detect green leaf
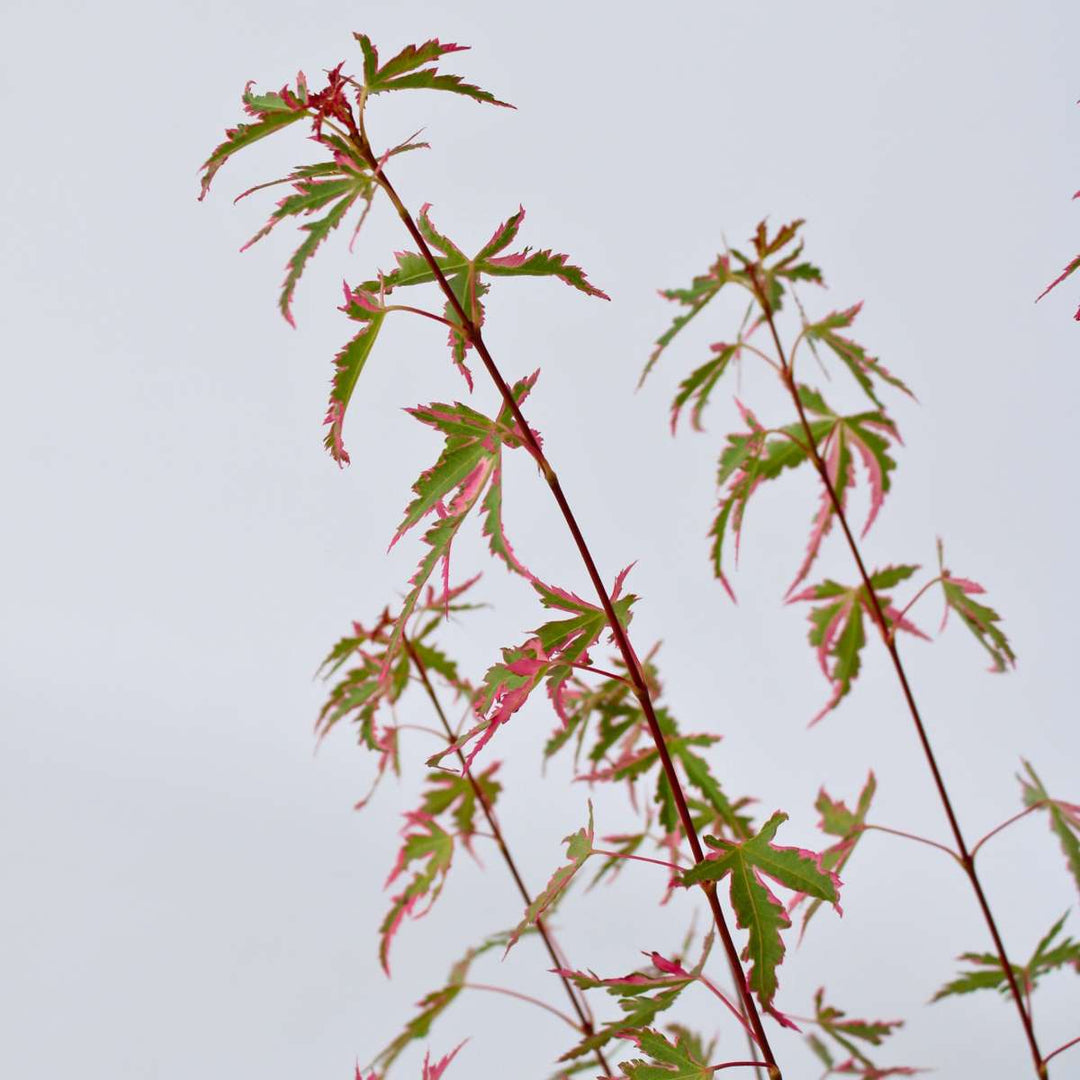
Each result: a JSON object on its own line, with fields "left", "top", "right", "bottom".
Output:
{"left": 324, "top": 306, "right": 385, "bottom": 464}
{"left": 505, "top": 803, "right": 595, "bottom": 954}
{"left": 933, "top": 912, "right": 1080, "bottom": 1003}
{"left": 936, "top": 540, "right": 1016, "bottom": 672}
{"left": 669, "top": 343, "right": 738, "bottom": 432}
{"left": 198, "top": 76, "right": 309, "bottom": 199}
{"left": 802, "top": 303, "right": 914, "bottom": 408}
{"left": 371, "top": 930, "right": 511, "bottom": 1075}
{"left": 791, "top": 566, "right": 925, "bottom": 724}
{"left": 1018, "top": 760, "right": 1080, "bottom": 895}
{"left": 681, "top": 811, "right": 839, "bottom": 1009}
{"left": 356, "top": 34, "right": 513, "bottom": 107}
{"left": 642, "top": 257, "right": 732, "bottom": 386}
{"left": 379, "top": 815, "right": 454, "bottom": 974}
{"left": 795, "top": 773, "right": 877, "bottom": 937}
{"left": 615, "top": 1028, "right": 713, "bottom": 1080}
{"left": 809, "top": 987, "right": 916, "bottom": 1077}
{"left": 557, "top": 935, "right": 714, "bottom": 1063}
{"left": 421, "top": 763, "right": 501, "bottom": 839}
{"left": 383, "top": 376, "right": 539, "bottom": 672}
{"left": 710, "top": 405, "right": 813, "bottom": 599}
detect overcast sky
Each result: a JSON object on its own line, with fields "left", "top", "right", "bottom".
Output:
{"left": 3, "top": 2, "right": 1078, "bottom": 1078}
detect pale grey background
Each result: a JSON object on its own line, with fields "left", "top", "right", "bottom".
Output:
{"left": 2, "top": 1, "right": 1078, "bottom": 1077}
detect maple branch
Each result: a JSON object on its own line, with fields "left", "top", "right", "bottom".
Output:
{"left": 747, "top": 268, "right": 1047, "bottom": 1080}
{"left": 401, "top": 635, "right": 611, "bottom": 1076}
{"left": 970, "top": 801, "right": 1048, "bottom": 861}
{"left": 859, "top": 823, "right": 962, "bottom": 865}
{"left": 1043, "top": 1035, "right": 1080, "bottom": 1067}
{"left": 462, "top": 981, "right": 581, "bottom": 1032}
{"left": 371, "top": 152, "right": 784, "bottom": 1079}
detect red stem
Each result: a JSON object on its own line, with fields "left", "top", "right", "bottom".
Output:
{"left": 403, "top": 636, "right": 611, "bottom": 1077}
{"left": 859, "top": 823, "right": 961, "bottom": 864}
{"left": 462, "top": 981, "right": 580, "bottom": 1031}
{"left": 970, "top": 802, "right": 1047, "bottom": 861}
{"left": 748, "top": 268, "right": 1047, "bottom": 1079}
{"left": 371, "top": 150, "right": 781, "bottom": 1077}
{"left": 1044, "top": 1035, "right": 1080, "bottom": 1067}
{"left": 591, "top": 847, "right": 684, "bottom": 872}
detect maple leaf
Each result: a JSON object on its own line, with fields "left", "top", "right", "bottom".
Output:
{"left": 505, "top": 802, "right": 595, "bottom": 955}
{"left": 421, "top": 762, "right": 502, "bottom": 847}
{"left": 681, "top": 811, "right": 840, "bottom": 1010}
{"left": 789, "top": 565, "right": 929, "bottom": 725}
{"left": 326, "top": 291, "right": 386, "bottom": 463}
{"left": 316, "top": 582, "right": 480, "bottom": 807}
{"left": 371, "top": 930, "right": 513, "bottom": 1074}
{"left": 709, "top": 389, "right": 900, "bottom": 600}
{"left": 381, "top": 374, "right": 539, "bottom": 671}
{"left": 792, "top": 774, "right": 876, "bottom": 938}
{"left": 800, "top": 303, "right": 914, "bottom": 409}
{"left": 380, "top": 812, "right": 454, "bottom": 974}
{"left": 613, "top": 1027, "right": 714, "bottom": 1080}
{"left": 932, "top": 912, "right": 1080, "bottom": 1003}
{"left": 356, "top": 34, "right": 513, "bottom": 107}
{"left": 457, "top": 572, "right": 636, "bottom": 768}
{"left": 935, "top": 540, "right": 1016, "bottom": 672}
{"left": 198, "top": 74, "right": 310, "bottom": 200}
{"left": 805, "top": 988, "right": 922, "bottom": 1078}
{"left": 556, "top": 936, "right": 714, "bottom": 1063}
{"left": 669, "top": 342, "right": 740, "bottom": 433}
{"left": 1018, "top": 760, "right": 1080, "bottom": 895}
{"left": 201, "top": 82, "right": 428, "bottom": 326}
{"left": 356, "top": 205, "right": 607, "bottom": 388}
{"left": 643, "top": 220, "right": 821, "bottom": 388}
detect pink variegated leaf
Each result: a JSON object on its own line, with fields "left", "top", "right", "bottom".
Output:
{"left": 792, "top": 773, "right": 877, "bottom": 938}
{"left": 710, "top": 406, "right": 811, "bottom": 600}
{"left": 356, "top": 33, "right": 513, "bottom": 107}
{"left": 682, "top": 812, "right": 840, "bottom": 1010}
{"left": 933, "top": 912, "right": 1080, "bottom": 1004}
{"left": 382, "top": 376, "right": 539, "bottom": 671}
{"left": 611, "top": 1027, "right": 720, "bottom": 1079}
{"left": 380, "top": 812, "right": 454, "bottom": 974}
{"left": 808, "top": 987, "right": 922, "bottom": 1078}
{"left": 371, "top": 930, "right": 513, "bottom": 1075}
{"left": 198, "top": 75, "right": 309, "bottom": 200}
{"left": 555, "top": 934, "right": 715, "bottom": 1063}
{"left": 475, "top": 205, "right": 526, "bottom": 262}
{"left": 1018, "top": 760, "right": 1080, "bottom": 895}
{"left": 481, "top": 245, "right": 610, "bottom": 300}
{"left": 801, "top": 303, "right": 914, "bottom": 408}
{"left": 935, "top": 540, "right": 1016, "bottom": 672}
{"left": 792, "top": 565, "right": 924, "bottom": 725}
{"left": 505, "top": 803, "right": 595, "bottom": 955}
{"left": 325, "top": 293, "right": 387, "bottom": 463}
{"left": 461, "top": 572, "right": 637, "bottom": 768}
{"left": 642, "top": 256, "right": 733, "bottom": 387}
